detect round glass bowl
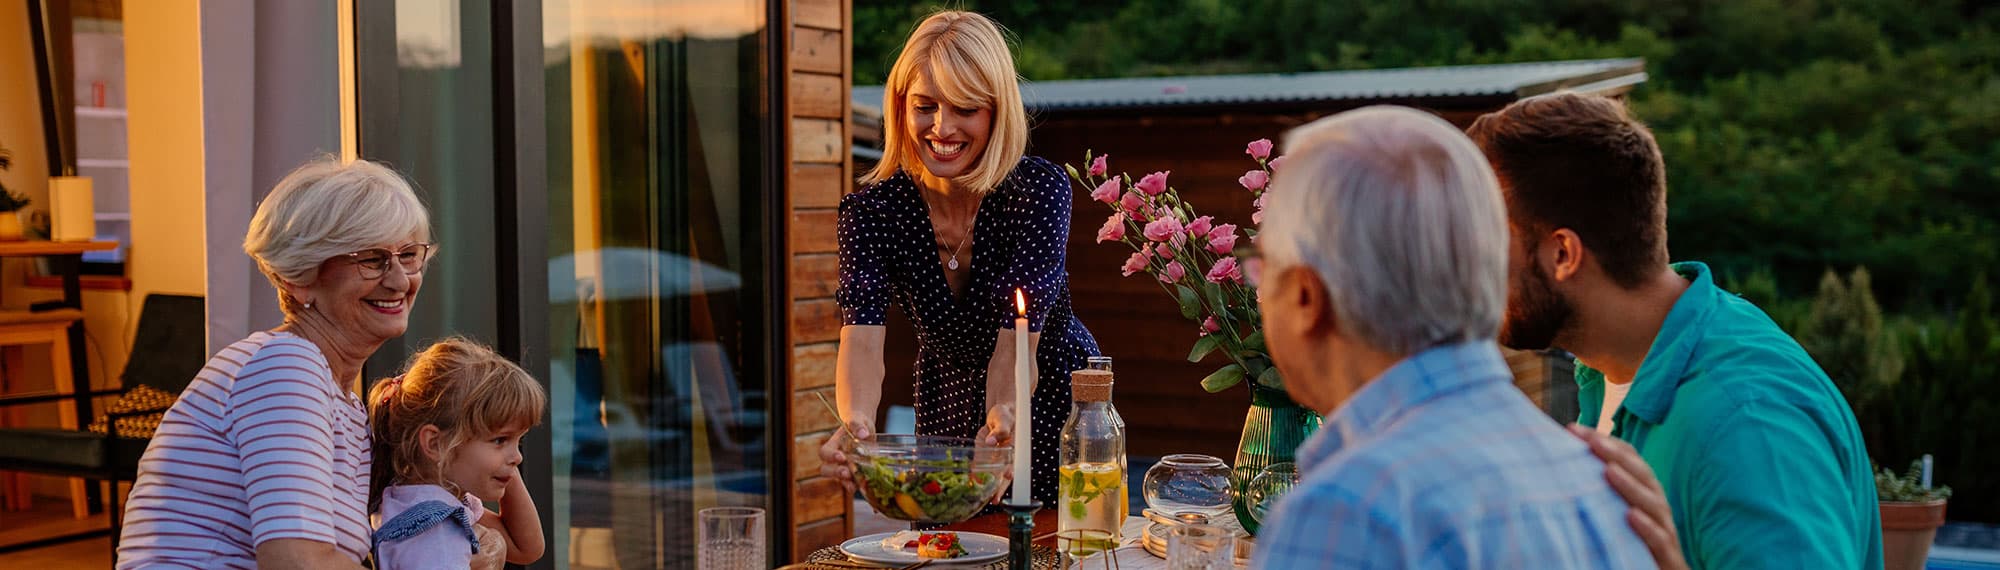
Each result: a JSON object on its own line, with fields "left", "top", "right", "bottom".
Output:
{"left": 1242, "top": 462, "right": 1300, "bottom": 525}
{"left": 1142, "top": 454, "right": 1236, "bottom": 520}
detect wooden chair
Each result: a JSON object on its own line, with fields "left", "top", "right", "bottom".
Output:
{"left": 0, "top": 307, "right": 88, "bottom": 519}
{"left": 0, "top": 294, "right": 205, "bottom": 554}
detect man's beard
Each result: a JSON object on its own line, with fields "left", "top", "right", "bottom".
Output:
{"left": 1499, "top": 260, "right": 1574, "bottom": 351}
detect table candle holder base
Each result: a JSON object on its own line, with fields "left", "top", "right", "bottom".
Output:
{"left": 1004, "top": 500, "right": 1038, "bottom": 570}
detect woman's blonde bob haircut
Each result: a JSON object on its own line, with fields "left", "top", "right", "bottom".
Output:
{"left": 243, "top": 157, "right": 432, "bottom": 311}
{"left": 860, "top": 10, "right": 1028, "bottom": 194}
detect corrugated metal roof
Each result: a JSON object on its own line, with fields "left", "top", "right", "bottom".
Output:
{"left": 853, "top": 58, "right": 1645, "bottom": 113}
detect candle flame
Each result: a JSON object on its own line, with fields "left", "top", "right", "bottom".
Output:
{"left": 1014, "top": 288, "right": 1027, "bottom": 316}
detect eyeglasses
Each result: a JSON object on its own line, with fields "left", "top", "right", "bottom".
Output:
{"left": 342, "top": 243, "right": 436, "bottom": 279}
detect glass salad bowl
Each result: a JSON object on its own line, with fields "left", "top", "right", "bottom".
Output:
{"left": 849, "top": 435, "right": 1010, "bottom": 524}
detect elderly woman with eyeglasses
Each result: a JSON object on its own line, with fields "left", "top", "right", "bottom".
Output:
{"left": 117, "top": 158, "right": 434, "bottom": 570}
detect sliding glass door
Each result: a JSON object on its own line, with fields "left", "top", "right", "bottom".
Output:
{"left": 543, "top": 1, "right": 776, "bottom": 567}
{"left": 356, "top": 1, "right": 782, "bottom": 567}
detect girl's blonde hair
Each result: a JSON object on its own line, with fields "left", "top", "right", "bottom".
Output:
{"left": 859, "top": 10, "right": 1028, "bottom": 194}
{"left": 368, "top": 337, "right": 545, "bottom": 510}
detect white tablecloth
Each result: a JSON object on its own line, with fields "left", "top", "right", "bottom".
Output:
{"left": 1069, "top": 514, "right": 1253, "bottom": 569}
{"left": 1073, "top": 516, "right": 1166, "bottom": 569}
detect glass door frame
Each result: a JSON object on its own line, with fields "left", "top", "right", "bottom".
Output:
{"left": 347, "top": 1, "right": 795, "bottom": 566}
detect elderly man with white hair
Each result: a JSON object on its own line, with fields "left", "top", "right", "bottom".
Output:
{"left": 1249, "top": 106, "right": 1655, "bottom": 569}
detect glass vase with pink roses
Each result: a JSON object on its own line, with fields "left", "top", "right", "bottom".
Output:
{"left": 1064, "top": 139, "right": 1321, "bottom": 535}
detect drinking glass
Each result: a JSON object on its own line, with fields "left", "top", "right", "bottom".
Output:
{"left": 1166, "top": 523, "right": 1235, "bottom": 570}
{"left": 697, "top": 506, "right": 765, "bottom": 570}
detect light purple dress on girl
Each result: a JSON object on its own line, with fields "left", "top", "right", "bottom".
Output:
{"left": 373, "top": 484, "right": 488, "bottom": 569}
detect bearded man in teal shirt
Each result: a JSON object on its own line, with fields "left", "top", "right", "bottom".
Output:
{"left": 1468, "top": 93, "right": 1883, "bottom": 569}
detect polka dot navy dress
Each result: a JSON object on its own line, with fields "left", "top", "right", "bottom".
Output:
{"left": 836, "top": 156, "right": 1100, "bottom": 506}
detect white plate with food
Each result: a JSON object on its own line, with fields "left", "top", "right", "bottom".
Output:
{"left": 839, "top": 530, "right": 1008, "bottom": 566}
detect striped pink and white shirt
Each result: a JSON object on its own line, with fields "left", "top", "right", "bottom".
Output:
{"left": 116, "top": 331, "right": 372, "bottom": 568}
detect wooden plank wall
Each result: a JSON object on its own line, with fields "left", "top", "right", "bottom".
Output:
{"left": 785, "top": 0, "right": 852, "bottom": 562}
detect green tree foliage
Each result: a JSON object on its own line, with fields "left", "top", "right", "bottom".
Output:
{"left": 856, "top": 0, "right": 2000, "bottom": 309}
{"left": 1799, "top": 268, "right": 1905, "bottom": 403}
{"left": 1875, "top": 277, "right": 2000, "bottom": 519}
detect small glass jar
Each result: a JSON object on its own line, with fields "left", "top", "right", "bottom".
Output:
{"left": 1142, "top": 454, "right": 1235, "bottom": 521}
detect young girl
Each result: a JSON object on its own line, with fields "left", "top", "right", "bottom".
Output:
{"left": 368, "top": 338, "right": 547, "bottom": 569}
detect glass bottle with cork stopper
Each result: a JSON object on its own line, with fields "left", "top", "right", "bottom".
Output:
{"left": 1058, "top": 368, "right": 1127, "bottom": 552}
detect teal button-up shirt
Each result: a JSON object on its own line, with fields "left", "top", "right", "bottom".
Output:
{"left": 1578, "top": 262, "right": 1883, "bottom": 569}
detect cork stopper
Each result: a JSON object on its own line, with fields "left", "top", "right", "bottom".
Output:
{"left": 1071, "top": 369, "right": 1114, "bottom": 402}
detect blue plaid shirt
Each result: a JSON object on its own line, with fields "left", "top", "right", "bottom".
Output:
{"left": 1252, "top": 341, "right": 1656, "bottom": 569}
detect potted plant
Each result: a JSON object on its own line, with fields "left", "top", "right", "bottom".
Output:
{"left": 0, "top": 144, "right": 28, "bottom": 241}
{"left": 1878, "top": 456, "right": 1951, "bottom": 570}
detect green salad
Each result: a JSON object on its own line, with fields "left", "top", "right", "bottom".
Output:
{"left": 852, "top": 454, "right": 1003, "bottom": 523}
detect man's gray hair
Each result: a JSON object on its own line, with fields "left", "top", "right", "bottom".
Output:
{"left": 1259, "top": 106, "right": 1509, "bottom": 355}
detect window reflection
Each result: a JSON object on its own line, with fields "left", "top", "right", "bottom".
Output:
{"left": 367, "top": 0, "right": 500, "bottom": 351}
{"left": 544, "top": 1, "right": 771, "bottom": 568}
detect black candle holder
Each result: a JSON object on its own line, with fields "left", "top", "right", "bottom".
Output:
{"left": 1003, "top": 499, "right": 1039, "bottom": 570}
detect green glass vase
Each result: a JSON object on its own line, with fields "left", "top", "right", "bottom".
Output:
{"left": 1231, "top": 381, "right": 1322, "bottom": 535}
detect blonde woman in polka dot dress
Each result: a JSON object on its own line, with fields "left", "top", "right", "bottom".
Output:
{"left": 817, "top": 10, "right": 1099, "bottom": 510}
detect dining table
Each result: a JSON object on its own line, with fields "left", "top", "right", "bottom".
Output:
{"left": 848, "top": 500, "right": 1224, "bottom": 569}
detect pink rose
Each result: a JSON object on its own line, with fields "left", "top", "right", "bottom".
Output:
{"left": 1207, "top": 232, "right": 1238, "bottom": 254}
{"left": 1210, "top": 223, "right": 1238, "bottom": 241}
{"left": 1206, "top": 257, "right": 1242, "bottom": 284}
{"left": 1091, "top": 177, "right": 1122, "bottom": 204}
{"left": 1096, "top": 213, "right": 1126, "bottom": 243}
{"left": 1154, "top": 242, "right": 1175, "bottom": 260}
{"left": 1252, "top": 195, "right": 1266, "bottom": 225}
{"left": 1185, "top": 216, "right": 1214, "bottom": 239}
{"left": 1143, "top": 216, "right": 1184, "bottom": 242}
{"left": 1201, "top": 316, "right": 1221, "bottom": 336}
{"left": 1247, "top": 139, "right": 1274, "bottom": 161}
{"left": 1121, "top": 191, "right": 1147, "bottom": 219}
{"left": 1208, "top": 223, "right": 1239, "bottom": 254}
{"left": 1135, "top": 171, "right": 1172, "bottom": 196}
{"left": 1268, "top": 156, "right": 1287, "bottom": 172}
{"left": 1120, "top": 251, "right": 1149, "bottom": 277}
{"left": 1238, "top": 170, "right": 1268, "bottom": 191}
{"left": 1089, "top": 154, "right": 1109, "bottom": 177}
{"left": 1160, "top": 261, "right": 1186, "bottom": 283}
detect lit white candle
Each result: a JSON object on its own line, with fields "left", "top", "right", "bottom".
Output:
{"left": 1012, "top": 289, "right": 1033, "bottom": 504}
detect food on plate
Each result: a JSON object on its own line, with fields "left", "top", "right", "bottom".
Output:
{"left": 879, "top": 530, "right": 923, "bottom": 550}
{"left": 915, "top": 532, "right": 967, "bottom": 559}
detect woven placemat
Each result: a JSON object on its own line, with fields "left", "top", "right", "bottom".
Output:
{"left": 803, "top": 544, "right": 1059, "bottom": 569}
